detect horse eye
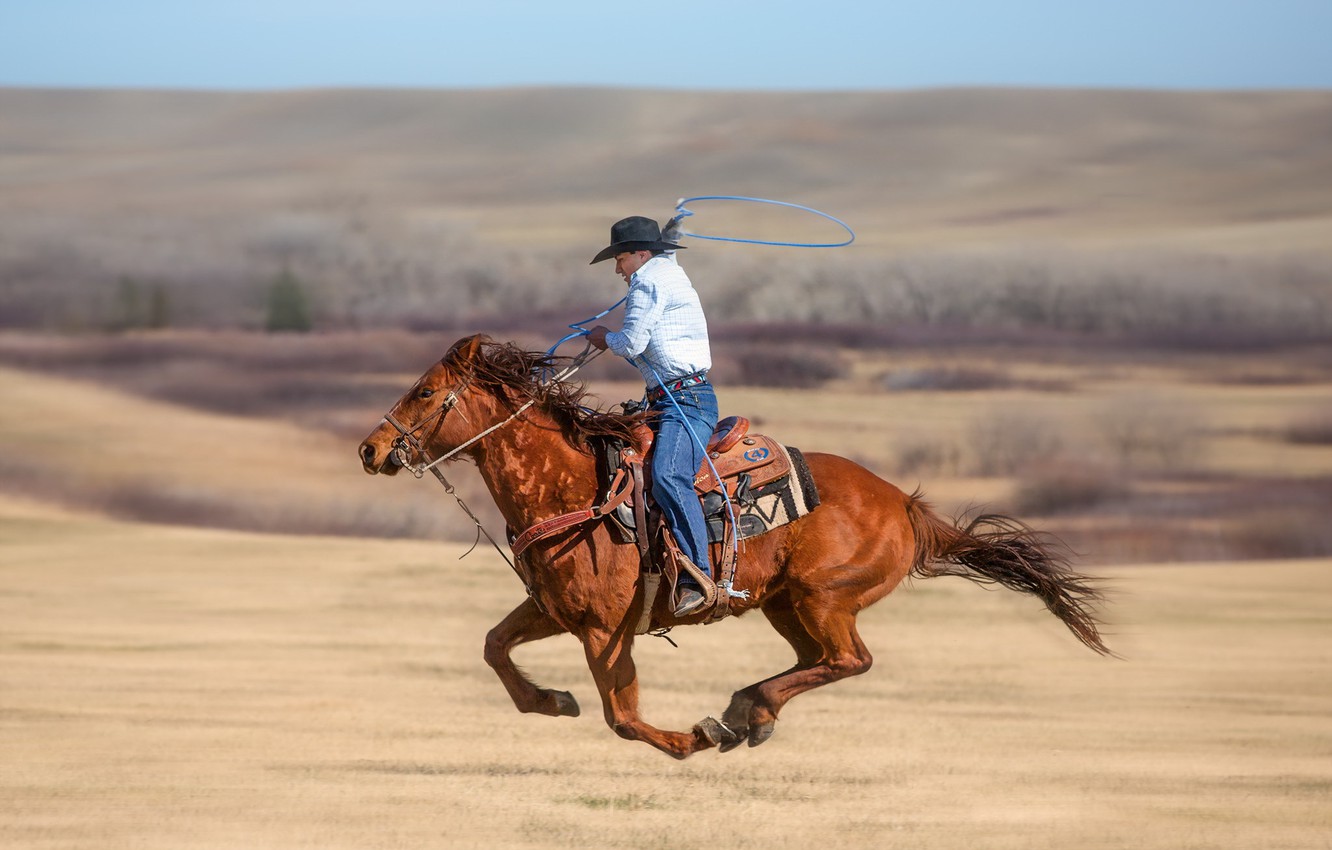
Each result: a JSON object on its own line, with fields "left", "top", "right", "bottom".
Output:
{"left": 418, "top": 388, "right": 435, "bottom": 399}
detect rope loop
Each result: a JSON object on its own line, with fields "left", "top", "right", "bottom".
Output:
{"left": 673, "top": 195, "right": 855, "bottom": 248}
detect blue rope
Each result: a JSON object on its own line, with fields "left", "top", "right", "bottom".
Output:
{"left": 544, "top": 325, "right": 742, "bottom": 590}
{"left": 549, "top": 193, "right": 853, "bottom": 362}
{"left": 673, "top": 195, "right": 855, "bottom": 248}
{"left": 546, "top": 295, "right": 627, "bottom": 359}
{"left": 637, "top": 357, "right": 742, "bottom": 593}
{"left": 536, "top": 194, "right": 853, "bottom": 578}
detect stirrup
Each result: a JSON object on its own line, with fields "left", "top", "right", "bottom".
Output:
{"left": 673, "top": 586, "right": 708, "bottom": 618}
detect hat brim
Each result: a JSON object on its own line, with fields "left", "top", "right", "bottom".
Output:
{"left": 589, "top": 240, "right": 685, "bottom": 265}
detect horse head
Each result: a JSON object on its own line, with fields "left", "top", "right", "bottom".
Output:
{"left": 358, "top": 334, "right": 494, "bottom": 475}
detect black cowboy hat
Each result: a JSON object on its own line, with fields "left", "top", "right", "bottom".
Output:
{"left": 589, "top": 215, "right": 685, "bottom": 264}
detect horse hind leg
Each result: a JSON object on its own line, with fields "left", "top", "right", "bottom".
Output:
{"left": 715, "top": 589, "right": 825, "bottom": 751}
{"left": 483, "top": 597, "right": 580, "bottom": 718}
{"left": 724, "top": 588, "right": 875, "bottom": 750}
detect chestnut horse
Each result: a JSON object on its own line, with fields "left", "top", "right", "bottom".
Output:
{"left": 358, "top": 335, "right": 1109, "bottom": 759}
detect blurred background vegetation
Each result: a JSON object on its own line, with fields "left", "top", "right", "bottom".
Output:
{"left": 1, "top": 86, "right": 1329, "bottom": 563}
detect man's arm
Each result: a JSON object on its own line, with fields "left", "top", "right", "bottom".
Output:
{"left": 593, "top": 280, "right": 664, "bottom": 358}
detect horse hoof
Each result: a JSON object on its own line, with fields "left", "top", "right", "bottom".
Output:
{"left": 748, "top": 722, "right": 775, "bottom": 748}
{"left": 716, "top": 720, "right": 747, "bottom": 753}
{"left": 718, "top": 694, "right": 752, "bottom": 752}
{"left": 693, "top": 717, "right": 730, "bottom": 747}
{"left": 551, "top": 690, "right": 580, "bottom": 717}
{"left": 722, "top": 696, "right": 752, "bottom": 728}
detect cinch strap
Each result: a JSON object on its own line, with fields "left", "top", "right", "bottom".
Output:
{"left": 510, "top": 463, "right": 637, "bottom": 558}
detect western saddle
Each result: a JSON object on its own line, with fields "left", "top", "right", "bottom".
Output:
{"left": 510, "top": 415, "right": 787, "bottom": 628}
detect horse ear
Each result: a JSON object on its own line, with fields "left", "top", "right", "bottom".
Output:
{"left": 446, "top": 333, "right": 491, "bottom": 366}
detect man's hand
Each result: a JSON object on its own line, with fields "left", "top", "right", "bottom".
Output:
{"left": 587, "top": 325, "right": 610, "bottom": 351}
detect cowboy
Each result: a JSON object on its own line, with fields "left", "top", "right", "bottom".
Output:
{"left": 587, "top": 216, "right": 719, "bottom": 617}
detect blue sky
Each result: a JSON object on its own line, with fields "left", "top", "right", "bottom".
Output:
{"left": 2, "top": 0, "right": 1330, "bottom": 90}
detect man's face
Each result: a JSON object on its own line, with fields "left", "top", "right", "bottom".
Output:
{"left": 613, "top": 250, "right": 650, "bottom": 284}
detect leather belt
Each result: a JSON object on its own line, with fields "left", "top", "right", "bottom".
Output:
{"left": 647, "top": 370, "right": 709, "bottom": 404}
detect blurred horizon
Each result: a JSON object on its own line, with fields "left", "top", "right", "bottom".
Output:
{"left": 3, "top": 1, "right": 1331, "bottom": 92}
{"left": 2, "top": 85, "right": 1328, "bottom": 334}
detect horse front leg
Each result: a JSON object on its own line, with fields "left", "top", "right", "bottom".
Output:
{"left": 483, "top": 597, "right": 580, "bottom": 718}
{"left": 581, "top": 626, "right": 717, "bottom": 759}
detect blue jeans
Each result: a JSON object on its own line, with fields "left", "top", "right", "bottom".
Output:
{"left": 648, "top": 382, "right": 719, "bottom": 575}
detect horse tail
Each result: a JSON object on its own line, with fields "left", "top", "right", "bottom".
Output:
{"left": 903, "top": 488, "right": 1112, "bottom": 656}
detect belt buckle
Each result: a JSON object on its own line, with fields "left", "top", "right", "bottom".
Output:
{"left": 651, "top": 371, "right": 702, "bottom": 402}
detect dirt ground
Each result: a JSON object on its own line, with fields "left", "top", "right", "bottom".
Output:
{"left": 2, "top": 494, "right": 1328, "bottom": 850}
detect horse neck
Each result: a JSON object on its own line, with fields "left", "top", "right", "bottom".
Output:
{"left": 467, "top": 404, "right": 599, "bottom": 530}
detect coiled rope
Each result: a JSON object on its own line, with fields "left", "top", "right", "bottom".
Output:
{"left": 672, "top": 195, "right": 855, "bottom": 248}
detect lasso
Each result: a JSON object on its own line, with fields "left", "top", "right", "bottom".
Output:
{"left": 548, "top": 194, "right": 854, "bottom": 357}
{"left": 671, "top": 195, "right": 855, "bottom": 247}
{"left": 541, "top": 196, "right": 856, "bottom": 596}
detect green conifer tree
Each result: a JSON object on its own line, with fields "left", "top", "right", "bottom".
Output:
{"left": 265, "top": 269, "right": 312, "bottom": 332}
{"left": 147, "top": 285, "right": 171, "bottom": 329}
{"left": 112, "top": 276, "right": 143, "bottom": 332}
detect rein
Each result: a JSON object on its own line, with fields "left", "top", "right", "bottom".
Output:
{"left": 380, "top": 345, "right": 604, "bottom": 579}
{"left": 392, "top": 397, "right": 535, "bottom": 477}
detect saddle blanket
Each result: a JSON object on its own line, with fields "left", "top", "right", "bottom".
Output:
{"left": 607, "top": 442, "right": 821, "bottom": 545}
{"left": 702, "top": 444, "right": 820, "bottom": 543}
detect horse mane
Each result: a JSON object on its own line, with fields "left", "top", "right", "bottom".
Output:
{"left": 450, "top": 339, "right": 646, "bottom": 448}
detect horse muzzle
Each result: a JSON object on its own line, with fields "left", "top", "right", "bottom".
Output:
{"left": 359, "top": 439, "right": 403, "bottom": 476}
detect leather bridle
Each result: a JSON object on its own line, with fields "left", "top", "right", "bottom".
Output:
{"left": 383, "top": 374, "right": 474, "bottom": 476}
{"left": 372, "top": 343, "right": 607, "bottom": 604}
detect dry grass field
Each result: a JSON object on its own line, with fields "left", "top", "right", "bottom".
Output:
{"left": 1, "top": 333, "right": 1330, "bottom": 848}
{"left": 2, "top": 84, "right": 1329, "bottom": 848}
{"left": 2, "top": 495, "right": 1329, "bottom": 850}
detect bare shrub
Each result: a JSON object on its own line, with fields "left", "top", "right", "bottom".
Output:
{"left": 97, "top": 481, "right": 465, "bottom": 540}
{"left": 134, "top": 369, "right": 408, "bottom": 418}
{"left": 690, "top": 247, "right": 1332, "bottom": 351}
{"left": 1047, "top": 518, "right": 1231, "bottom": 564}
{"left": 1225, "top": 507, "right": 1332, "bottom": 559}
{"left": 729, "top": 344, "right": 843, "bottom": 389}
{"left": 967, "top": 410, "right": 1063, "bottom": 476}
{"left": 1209, "top": 369, "right": 1321, "bottom": 387}
{"left": 0, "top": 449, "right": 469, "bottom": 541}
{"left": 895, "top": 437, "right": 962, "bottom": 477}
{"left": 0, "top": 329, "right": 452, "bottom": 376}
{"left": 882, "top": 365, "right": 1016, "bottom": 391}
{"left": 98, "top": 482, "right": 259, "bottom": 531}
{"left": 716, "top": 321, "right": 899, "bottom": 349}
{"left": 1096, "top": 393, "right": 1204, "bottom": 471}
{"left": 1040, "top": 475, "right": 1332, "bottom": 562}
{"left": 1284, "top": 409, "right": 1332, "bottom": 445}
{"left": 1013, "top": 462, "right": 1131, "bottom": 516}
{"left": 7, "top": 202, "right": 1332, "bottom": 348}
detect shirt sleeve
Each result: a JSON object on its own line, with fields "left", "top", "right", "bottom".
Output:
{"left": 605, "top": 278, "right": 665, "bottom": 359}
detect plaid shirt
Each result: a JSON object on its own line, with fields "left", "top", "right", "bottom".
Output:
{"left": 605, "top": 254, "right": 712, "bottom": 388}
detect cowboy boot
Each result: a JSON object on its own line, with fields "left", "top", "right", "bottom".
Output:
{"left": 674, "top": 580, "right": 707, "bottom": 617}
{"left": 673, "top": 553, "right": 712, "bottom": 617}
{"left": 660, "top": 531, "right": 713, "bottom": 617}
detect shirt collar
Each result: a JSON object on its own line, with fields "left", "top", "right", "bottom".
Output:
{"left": 630, "top": 252, "right": 676, "bottom": 284}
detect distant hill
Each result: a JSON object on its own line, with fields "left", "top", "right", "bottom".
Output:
{"left": 1, "top": 87, "right": 1329, "bottom": 330}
